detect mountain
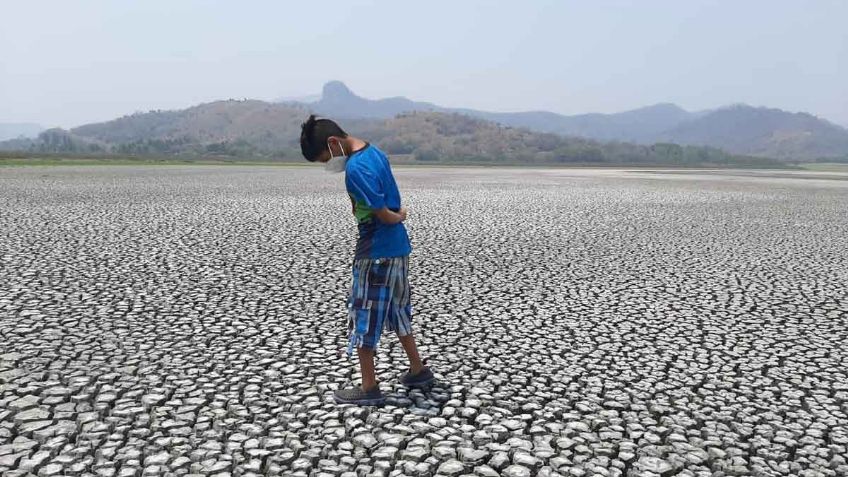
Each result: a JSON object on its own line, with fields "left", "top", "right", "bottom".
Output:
{"left": 67, "top": 100, "right": 311, "bottom": 157}
{"left": 0, "top": 99, "right": 783, "bottom": 167}
{"left": 4, "top": 82, "right": 844, "bottom": 161}
{"left": 462, "top": 103, "right": 702, "bottom": 142}
{"left": 292, "top": 81, "right": 694, "bottom": 140}
{"left": 291, "top": 81, "right": 848, "bottom": 160}
{"left": 284, "top": 81, "right": 446, "bottom": 119}
{"left": 3, "top": 82, "right": 846, "bottom": 160}
{"left": 659, "top": 105, "right": 848, "bottom": 160}
{"left": 0, "top": 122, "right": 45, "bottom": 141}
{"left": 348, "top": 111, "right": 778, "bottom": 167}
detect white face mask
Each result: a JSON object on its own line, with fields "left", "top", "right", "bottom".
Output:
{"left": 325, "top": 140, "right": 347, "bottom": 173}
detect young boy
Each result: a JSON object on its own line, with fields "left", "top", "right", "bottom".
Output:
{"left": 300, "top": 115, "right": 434, "bottom": 405}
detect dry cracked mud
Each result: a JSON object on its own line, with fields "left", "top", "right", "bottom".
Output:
{"left": 1, "top": 165, "right": 846, "bottom": 477}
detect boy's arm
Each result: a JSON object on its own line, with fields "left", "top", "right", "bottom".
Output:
{"left": 374, "top": 207, "right": 407, "bottom": 224}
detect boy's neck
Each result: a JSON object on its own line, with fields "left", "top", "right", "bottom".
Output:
{"left": 343, "top": 136, "right": 368, "bottom": 154}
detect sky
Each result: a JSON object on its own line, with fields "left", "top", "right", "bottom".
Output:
{"left": 1, "top": 0, "right": 846, "bottom": 129}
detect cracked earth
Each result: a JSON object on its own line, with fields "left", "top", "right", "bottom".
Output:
{"left": 1, "top": 165, "right": 846, "bottom": 477}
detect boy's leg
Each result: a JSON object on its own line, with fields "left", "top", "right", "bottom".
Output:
{"left": 390, "top": 255, "right": 426, "bottom": 375}
{"left": 335, "top": 257, "right": 387, "bottom": 405}
{"left": 398, "top": 331, "right": 435, "bottom": 387}
{"left": 358, "top": 347, "right": 378, "bottom": 391}
{"left": 398, "top": 333, "right": 424, "bottom": 375}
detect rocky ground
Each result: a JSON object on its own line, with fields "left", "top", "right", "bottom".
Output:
{"left": 1, "top": 165, "right": 846, "bottom": 477}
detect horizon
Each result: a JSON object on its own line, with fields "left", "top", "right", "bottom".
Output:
{"left": 1, "top": 1, "right": 846, "bottom": 129}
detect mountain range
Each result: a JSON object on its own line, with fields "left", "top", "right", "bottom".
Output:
{"left": 283, "top": 81, "right": 848, "bottom": 160}
{"left": 2, "top": 81, "right": 845, "bottom": 163}
{"left": 0, "top": 99, "right": 784, "bottom": 168}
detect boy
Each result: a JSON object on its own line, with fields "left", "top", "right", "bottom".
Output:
{"left": 299, "top": 115, "right": 434, "bottom": 405}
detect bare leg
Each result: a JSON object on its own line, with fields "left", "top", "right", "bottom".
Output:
{"left": 357, "top": 347, "right": 378, "bottom": 391}
{"left": 398, "top": 333, "right": 424, "bottom": 375}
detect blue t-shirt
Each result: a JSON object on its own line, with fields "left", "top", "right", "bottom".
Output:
{"left": 345, "top": 144, "right": 412, "bottom": 260}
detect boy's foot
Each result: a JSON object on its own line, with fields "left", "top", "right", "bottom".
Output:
{"left": 333, "top": 385, "right": 386, "bottom": 406}
{"left": 400, "top": 366, "right": 435, "bottom": 388}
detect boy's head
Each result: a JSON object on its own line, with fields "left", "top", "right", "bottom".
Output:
{"left": 300, "top": 114, "right": 348, "bottom": 162}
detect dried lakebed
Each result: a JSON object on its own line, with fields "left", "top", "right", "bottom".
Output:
{"left": 1, "top": 165, "right": 846, "bottom": 477}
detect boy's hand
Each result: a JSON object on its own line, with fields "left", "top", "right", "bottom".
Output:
{"left": 374, "top": 207, "right": 408, "bottom": 225}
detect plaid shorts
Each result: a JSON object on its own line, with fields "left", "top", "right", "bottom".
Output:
{"left": 346, "top": 255, "right": 412, "bottom": 356}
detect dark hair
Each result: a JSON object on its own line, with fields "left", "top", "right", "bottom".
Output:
{"left": 300, "top": 114, "right": 348, "bottom": 161}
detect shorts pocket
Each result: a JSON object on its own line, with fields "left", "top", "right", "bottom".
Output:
{"left": 368, "top": 260, "right": 390, "bottom": 287}
{"left": 349, "top": 298, "right": 372, "bottom": 336}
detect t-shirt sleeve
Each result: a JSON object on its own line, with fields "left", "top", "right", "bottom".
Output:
{"left": 346, "top": 165, "right": 386, "bottom": 210}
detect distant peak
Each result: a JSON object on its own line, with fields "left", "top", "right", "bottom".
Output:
{"left": 640, "top": 103, "right": 687, "bottom": 113}
{"left": 322, "top": 81, "right": 356, "bottom": 101}
{"left": 718, "top": 103, "right": 756, "bottom": 111}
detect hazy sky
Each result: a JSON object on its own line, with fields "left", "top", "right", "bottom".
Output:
{"left": 2, "top": 0, "right": 846, "bottom": 128}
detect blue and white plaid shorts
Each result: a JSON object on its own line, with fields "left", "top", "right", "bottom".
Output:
{"left": 346, "top": 255, "right": 412, "bottom": 356}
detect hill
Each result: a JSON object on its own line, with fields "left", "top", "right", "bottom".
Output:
{"left": 462, "top": 103, "right": 701, "bottom": 142}
{"left": 293, "top": 82, "right": 848, "bottom": 160}
{"left": 658, "top": 105, "right": 848, "bottom": 160}
{"left": 68, "top": 100, "right": 311, "bottom": 157}
{"left": 0, "top": 100, "right": 783, "bottom": 167}
{"left": 349, "top": 111, "right": 778, "bottom": 166}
